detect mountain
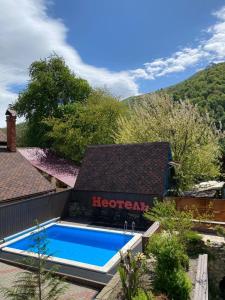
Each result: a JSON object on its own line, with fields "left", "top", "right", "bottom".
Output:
{"left": 124, "top": 62, "right": 225, "bottom": 126}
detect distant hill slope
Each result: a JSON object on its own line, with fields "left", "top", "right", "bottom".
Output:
{"left": 124, "top": 62, "right": 225, "bottom": 126}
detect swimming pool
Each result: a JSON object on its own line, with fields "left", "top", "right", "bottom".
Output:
{"left": 0, "top": 223, "right": 142, "bottom": 275}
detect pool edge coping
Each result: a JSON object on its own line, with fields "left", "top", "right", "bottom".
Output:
{"left": 0, "top": 222, "right": 142, "bottom": 273}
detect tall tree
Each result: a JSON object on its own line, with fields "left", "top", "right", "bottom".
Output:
{"left": 115, "top": 94, "right": 222, "bottom": 190}
{"left": 13, "top": 55, "right": 92, "bottom": 146}
{"left": 44, "top": 90, "right": 127, "bottom": 163}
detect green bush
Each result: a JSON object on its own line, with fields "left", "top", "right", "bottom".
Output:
{"left": 148, "top": 234, "right": 189, "bottom": 271}
{"left": 155, "top": 269, "right": 192, "bottom": 300}
{"left": 184, "top": 231, "right": 202, "bottom": 244}
{"left": 131, "top": 288, "right": 154, "bottom": 300}
{"left": 184, "top": 231, "right": 204, "bottom": 257}
{"left": 147, "top": 233, "right": 192, "bottom": 299}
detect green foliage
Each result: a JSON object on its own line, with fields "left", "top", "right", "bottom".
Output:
{"left": 147, "top": 234, "right": 191, "bottom": 300}
{"left": 116, "top": 94, "right": 221, "bottom": 190}
{"left": 15, "top": 122, "right": 29, "bottom": 147}
{"left": 145, "top": 199, "right": 208, "bottom": 252}
{"left": 184, "top": 231, "right": 205, "bottom": 257}
{"left": 145, "top": 200, "right": 194, "bottom": 243}
{"left": 148, "top": 234, "right": 189, "bottom": 272}
{"left": 166, "top": 63, "right": 225, "bottom": 127}
{"left": 215, "top": 225, "right": 225, "bottom": 238}
{"left": 145, "top": 200, "right": 209, "bottom": 260}
{"left": 44, "top": 90, "right": 127, "bottom": 163}
{"left": 215, "top": 225, "right": 225, "bottom": 249}
{"left": 124, "top": 63, "right": 225, "bottom": 173}
{"left": 118, "top": 251, "right": 147, "bottom": 300}
{"left": 13, "top": 54, "right": 92, "bottom": 147}
{"left": 183, "top": 230, "right": 202, "bottom": 243}
{"left": 155, "top": 269, "right": 192, "bottom": 300}
{"left": 1, "top": 123, "right": 28, "bottom": 147}
{"left": 131, "top": 288, "right": 154, "bottom": 300}
{"left": 0, "top": 221, "right": 67, "bottom": 300}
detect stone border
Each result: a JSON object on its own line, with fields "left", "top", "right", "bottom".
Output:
{"left": 193, "top": 254, "right": 208, "bottom": 300}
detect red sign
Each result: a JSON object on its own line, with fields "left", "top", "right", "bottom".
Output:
{"left": 92, "top": 196, "right": 150, "bottom": 212}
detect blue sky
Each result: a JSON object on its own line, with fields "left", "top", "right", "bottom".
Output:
{"left": 48, "top": 0, "right": 225, "bottom": 92}
{"left": 0, "top": 0, "right": 225, "bottom": 126}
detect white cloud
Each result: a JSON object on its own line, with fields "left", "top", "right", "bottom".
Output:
{"left": 131, "top": 6, "right": 225, "bottom": 80}
{"left": 0, "top": 0, "right": 138, "bottom": 127}
{"left": 130, "top": 48, "right": 207, "bottom": 80}
{"left": 1, "top": 1, "right": 225, "bottom": 127}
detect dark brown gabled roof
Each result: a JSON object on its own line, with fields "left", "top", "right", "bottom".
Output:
{"left": 75, "top": 142, "right": 172, "bottom": 196}
{"left": 0, "top": 130, "right": 7, "bottom": 144}
{"left": 0, "top": 149, "right": 55, "bottom": 202}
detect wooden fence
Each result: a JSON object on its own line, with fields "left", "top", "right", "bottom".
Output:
{"left": 173, "top": 197, "right": 225, "bottom": 222}
{"left": 0, "top": 189, "right": 72, "bottom": 240}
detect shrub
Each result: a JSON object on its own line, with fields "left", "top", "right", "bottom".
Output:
{"left": 118, "top": 251, "right": 147, "bottom": 300}
{"left": 148, "top": 234, "right": 189, "bottom": 271}
{"left": 131, "top": 288, "right": 154, "bottom": 300}
{"left": 145, "top": 200, "right": 212, "bottom": 247}
{"left": 147, "top": 233, "right": 191, "bottom": 299}
{"left": 184, "top": 230, "right": 202, "bottom": 244}
{"left": 155, "top": 269, "right": 192, "bottom": 300}
{"left": 184, "top": 230, "right": 204, "bottom": 257}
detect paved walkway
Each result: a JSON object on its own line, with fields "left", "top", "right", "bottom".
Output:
{"left": 0, "top": 261, "right": 98, "bottom": 300}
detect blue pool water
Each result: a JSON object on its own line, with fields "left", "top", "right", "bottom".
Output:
{"left": 6, "top": 225, "right": 133, "bottom": 267}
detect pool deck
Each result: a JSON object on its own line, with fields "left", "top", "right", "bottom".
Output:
{"left": 0, "top": 261, "right": 99, "bottom": 300}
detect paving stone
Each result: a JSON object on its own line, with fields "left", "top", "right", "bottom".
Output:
{"left": 0, "top": 261, "right": 99, "bottom": 300}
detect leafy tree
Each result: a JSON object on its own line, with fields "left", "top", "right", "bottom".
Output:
{"left": 116, "top": 94, "right": 222, "bottom": 190}
{"left": 13, "top": 55, "right": 92, "bottom": 146}
{"left": 0, "top": 222, "right": 67, "bottom": 300}
{"left": 44, "top": 90, "right": 127, "bottom": 163}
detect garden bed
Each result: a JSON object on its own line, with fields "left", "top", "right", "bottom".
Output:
{"left": 96, "top": 256, "right": 201, "bottom": 300}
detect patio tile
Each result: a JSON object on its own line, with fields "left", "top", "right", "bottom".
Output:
{"left": 0, "top": 261, "right": 99, "bottom": 300}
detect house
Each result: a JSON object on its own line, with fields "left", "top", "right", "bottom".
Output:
{"left": 0, "top": 110, "right": 55, "bottom": 203}
{"left": 72, "top": 142, "right": 174, "bottom": 228}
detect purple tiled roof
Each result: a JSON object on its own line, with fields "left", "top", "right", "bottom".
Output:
{"left": 18, "top": 148, "right": 79, "bottom": 187}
